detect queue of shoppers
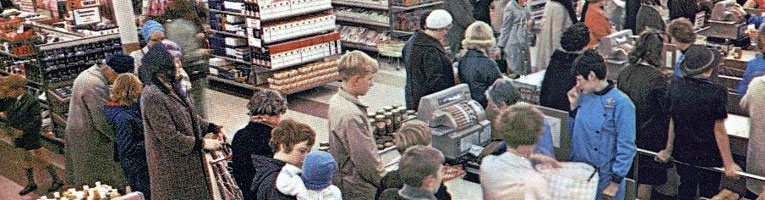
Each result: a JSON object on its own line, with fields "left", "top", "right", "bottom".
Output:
{"left": 3, "top": 0, "right": 765, "bottom": 199}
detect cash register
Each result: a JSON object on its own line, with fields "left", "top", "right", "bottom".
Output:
{"left": 596, "top": 30, "right": 634, "bottom": 80}
{"left": 417, "top": 84, "right": 495, "bottom": 182}
{"left": 699, "top": 0, "right": 749, "bottom": 46}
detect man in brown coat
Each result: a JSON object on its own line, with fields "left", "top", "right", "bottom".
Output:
{"left": 328, "top": 51, "right": 384, "bottom": 199}
{"left": 140, "top": 44, "right": 223, "bottom": 199}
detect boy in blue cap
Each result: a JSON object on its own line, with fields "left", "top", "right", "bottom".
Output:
{"left": 276, "top": 151, "right": 342, "bottom": 200}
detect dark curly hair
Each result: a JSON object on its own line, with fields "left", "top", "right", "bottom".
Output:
{"left": 628, "top": 28, "right": 665, "bottom": 67}
{"left": 247, "top": 89, "right": 288, "bottom": 116}
{"left": 572, "top": 49, "right": 607, "bottom": 80}
{"left": 269, "top": 119, "right": 316, "bottom": 153}
{"left": 561, "top": 23, "right": 591, "bottom": 52}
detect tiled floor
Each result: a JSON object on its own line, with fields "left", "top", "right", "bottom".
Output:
{"left": 0, "top": 176, "right": 38, "bottom": 200}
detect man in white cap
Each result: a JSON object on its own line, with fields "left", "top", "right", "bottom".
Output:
{"left": 404, "top": 9, "right": 456, "bottom": 111}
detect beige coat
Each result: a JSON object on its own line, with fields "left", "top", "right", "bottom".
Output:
{"left": 64, "top": 66, "right": 127, "bottom": 188}
{"left": 327, "top": 90, "right": 383, "bottom": 200}
{"left": 741, "top": 76, "right": 765, "bottom": 194}
{"left": 534, "top": 1, "right": 574, "bottom": 72}
{"left": 480, "top": 152, "right": 551, "bottom": 200}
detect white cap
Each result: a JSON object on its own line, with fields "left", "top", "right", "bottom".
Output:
{"left": 426, "top": 9, "right": 453, "bottom": 29}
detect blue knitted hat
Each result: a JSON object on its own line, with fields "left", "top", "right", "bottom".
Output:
{"left": 301, "top": 151, "right": 337, "bottom": 190}
{"left": 141, "top": 20, "right": 165, "bottom": 42}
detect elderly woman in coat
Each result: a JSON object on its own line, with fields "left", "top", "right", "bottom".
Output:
{"left": 458, "top": 21, "right": 502, "bottom": 108}
{"left": 65, "top": 55, "right": 134, "bottom": 189}
{"left": 140, "top": 44, "right": 224, "bottom": 199}
{"left": 498, "top": 0, "right": 533, "bottom": 75}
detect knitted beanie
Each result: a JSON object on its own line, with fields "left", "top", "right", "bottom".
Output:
{"left": 106, "top": 54, "right": 135, "bottom": 74}
{"left": 561, "top": 23, "right": 591, "bottom": 52}
{"left": 141, "top": 44, "right": 175, "bottom": 81}
{"left": 426, "top": 9, "right": 452, "bottom": 29}
{"left": 141, "top": 20, "right": 165, "bottom": 42}
{"left": 301, "top": 151, "right": 337, "bottom": 190}
{"left": 680, "top": 44, "right": 721, "bottom": 77}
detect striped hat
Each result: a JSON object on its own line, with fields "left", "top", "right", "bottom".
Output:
{"left": 394, "top": 120, "right": 432, "bottom": 153}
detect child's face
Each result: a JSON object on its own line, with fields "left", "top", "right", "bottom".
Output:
{"left": 283, "top": 141, "right": 311, "bottom": 167}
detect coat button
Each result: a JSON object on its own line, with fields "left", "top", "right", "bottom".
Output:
{"left": 596, "top": 131, "right": 600, "bottom": 134}
{"left": 594, "top": 148, "right": 599, "bottom": 151}
{"left": 603, "top": 114, "right": 607, "bottom": 117}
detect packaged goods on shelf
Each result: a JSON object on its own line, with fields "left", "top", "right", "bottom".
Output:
{"left": 337, "top": 25, "right": 391, "bottom": 46}
{"left": 241, "top": 0, "right": 332, "bottom": 21}
{"left": 34, "top": 34, "right": 122, "bottom": 85}
{"left": 247, "top": 13, "right": 336, "bottom": 46}
{"left": 390, "top": 0, "right": 438, "bottom": 7}
{"left": 332, "top": 0, "right": 389, "bottom": 9}
{"left": 268, "top": 58, "right": 339, "bottom": 93}
{"left": 251, "top": 32, "right": 341, "bottom": 70}
{"left": 335, "top": 7, "right": 389, "bottom": 27}
{"left": 392, "top": 9, "right": 432, "bottom": 33}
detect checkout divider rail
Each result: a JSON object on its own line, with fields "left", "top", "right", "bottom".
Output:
{"left": 633, "top": 148, "right": 765, "bottom": 188}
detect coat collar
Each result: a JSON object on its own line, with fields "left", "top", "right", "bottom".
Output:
{"left": 338, "top": 89, "right": 368, "bottom": 109}
{"left": 399, "top": 184, "right": 437, "bottom": 200}
{"left": 412, "top": 31, "right": 447, "bottom": 54}
{"left": 465, "top": 49, "right": 489, "bottom": 58}
{"left": 594, "top": 80, "right": 616, "bottom": 96}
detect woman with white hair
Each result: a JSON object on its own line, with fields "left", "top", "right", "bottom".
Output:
{"left": 457, "top": 21, "right": 502, "bottom": 108}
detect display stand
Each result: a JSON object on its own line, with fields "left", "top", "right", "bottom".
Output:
{"left": 33, "top": 33, "right": 123, "bottom": 152}
{"left": 207, "top": 0, "right": 343, "bottom": 95}
{"left": 332, "top": 0, "right": 391, "bottom": 53}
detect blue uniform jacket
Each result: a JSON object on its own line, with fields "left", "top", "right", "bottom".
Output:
{"left": 738, "top": 54, "right": 765, "bottom": 94}
{"left": 570, "top": 85, "right": 637, "bottom": 200}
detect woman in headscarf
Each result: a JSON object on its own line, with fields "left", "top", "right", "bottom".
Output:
{"left": 140, "top": 44, "right": 224, "bottom": 199}
{"left": 581, "top": 0, "right": 614, "bottom": 48}
{"left": 534, "top": 0, "right": 578, "bottom": 72}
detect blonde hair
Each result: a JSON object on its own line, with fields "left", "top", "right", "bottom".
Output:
{"left": 337, "top": 50, "right": 379, "bottom": 80}
{"left": 394, "top": 120, "right": 432, "bottom": 153}
{"left": 110, "top": 73, "right": 143, "bottom": 106}
{"left": 461, "top": 21, "right": 496, "bottom": 51}
{"left": 492, "top": 102, "right": 544, "bottom": 147}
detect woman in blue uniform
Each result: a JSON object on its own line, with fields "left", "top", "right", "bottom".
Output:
{"left": 567, "top": 49, "right": 637, "bottom": 200}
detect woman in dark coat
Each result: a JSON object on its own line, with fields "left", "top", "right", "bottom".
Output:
{"left": 104, "top": 73, "right": 151, "bottom": 199}
{"left": 457, "top": 21, "right": 502, "bottom": 108}
{"left": 140, "top": 44, "right": 223, "bottom": 199}
{"left": 473, "top": 0, "right": 494, "bottom": 24}
{"left": 231, "top": 89, "right": 287, "bottom": 200}
{"left": 539, "top": 23, "right": 590, "bottom": 112}
{"left": 635, "top": 0, "right": 665, "bottom": 34}
{"left": 668, "top": 0, "right": 699, "bottom": 23}
{"left": 616, "top": 30, "right": 671, "bottom": 200}
{"left": 405, "top": 10, "right": 456, "bottom": 111}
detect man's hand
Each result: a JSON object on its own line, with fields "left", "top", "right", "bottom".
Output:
{"left": 655, "top": 149, "right": 672, "bottom": 163}
{"left": 758, "top": 189, "right": 764, "bottom": 200}
{"left": 602, "top": 182, "right": 620, "bottom": 199}
{"left": 723, "top": 163, "right": 742, "bottom": 178}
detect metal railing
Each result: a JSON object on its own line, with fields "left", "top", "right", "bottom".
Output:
{"left": 635, "top": 148, "right": 765, "bottom": 182}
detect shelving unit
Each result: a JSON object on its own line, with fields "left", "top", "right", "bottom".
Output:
{"left": 388, "top": 0, "right": 442, "bottom": 38}
{"left": 331, "top": 0, "right": 397, "bottom": 53}
{"left": 207, "top": 0, "right": 343, "bottom": 95}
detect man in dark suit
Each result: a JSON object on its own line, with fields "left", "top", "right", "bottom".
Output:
{"left": 0, "top": 75, "right": 64, "bottom": 195}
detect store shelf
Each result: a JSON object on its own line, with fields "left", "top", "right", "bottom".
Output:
{"left": 281, "top": 76, "right": 340, "bottom": 95}
{"left": 209, "top": 29, "right": 248, "bottom": 39}
{"left": 332, "top": 0, "right": 388, "bottom": 10}
{"left": 209, "top": 9, "right": 250, "bottom": 17}
{"left": 336, "top": 16, "right": 390, "bottom": 28}
{"left": 341, "top": 41, "right": 378, "bottom": 52}
{"left": 390, "top": 1, "right": 443, "bottom": 12}
{"left": 391, "top": 30, "right": 414, "bottom": 36}
{"left": 213, "top": 54, "right": 251, "bottom": 65}
{"left": 208, "top": 75, "right": 259, "bottom": 90}
{"left": 0, "top": 50, "right": 36, "bottom": 59}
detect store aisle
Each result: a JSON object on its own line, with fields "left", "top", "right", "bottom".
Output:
{"left": 0, "top": 176, "right": 38, "bottom": 200}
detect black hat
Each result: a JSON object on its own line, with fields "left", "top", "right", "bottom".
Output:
{"left": 140, "top": 44, "right": 175, "bottom": 83}
{"left": 561, "top": 23, "right": 591, "bottom": 52}
{"left": 106, "top": 54, "right": 135, "bottom": 74}
{"left": 680, "top": 45, "right": 721, "bottom": 77}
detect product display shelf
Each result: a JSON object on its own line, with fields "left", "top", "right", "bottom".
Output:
{"left": 389, "top": 1, "right": 442, "bottom": 12}
{"left": 341, "top": 41, "right": 378, "bottom": 52}
{"left": 336, "top": 15, "right": 391, "bottom": 28}
{"left": 388, "top": 0, "right": 443, "bottom": 37}
{"left": 209, "top": 29, "right": 248, "bottom": 39}
{"left": 208, "top": 0, "right": 342, "bottom": 95}
{"left": 332, "top": 0, "right": 389, "bottom": 10}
